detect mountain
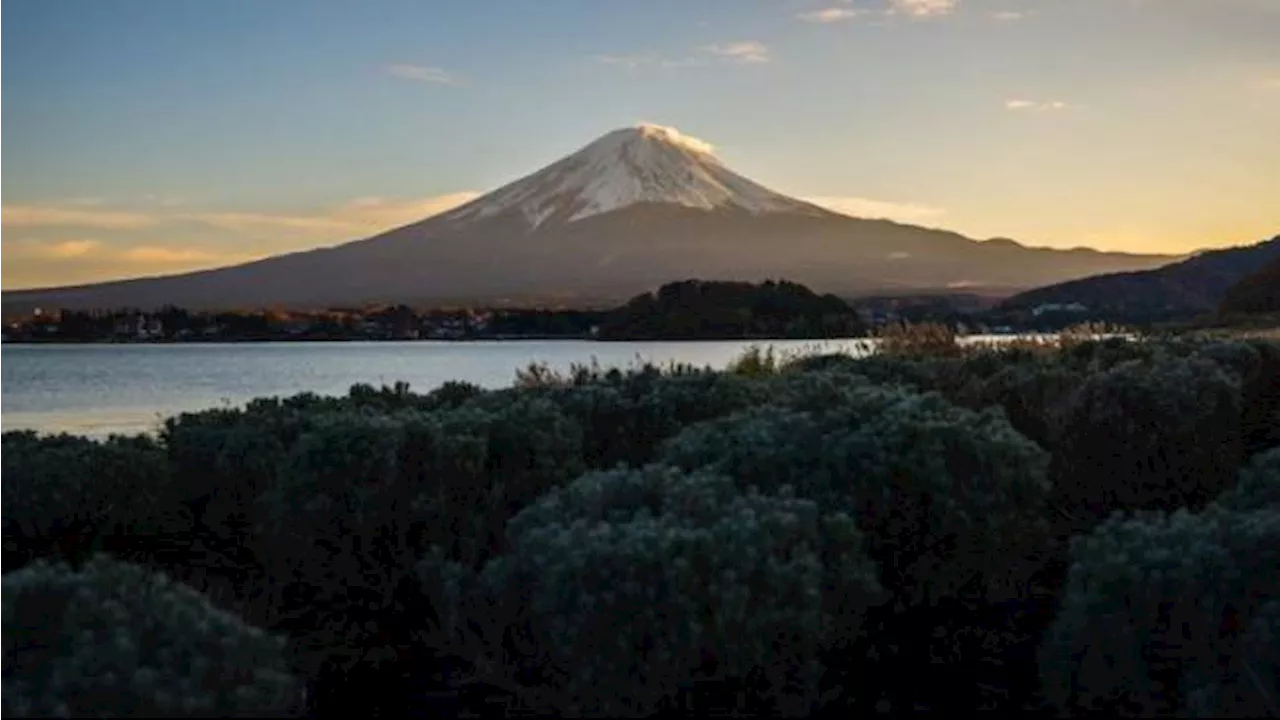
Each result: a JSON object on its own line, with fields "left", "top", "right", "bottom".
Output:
{"left": 1220, "top": 256, "right": 1280, "bottom": 316}
{"left": 2, "top": 124, "right": 1178, "bottom": 314}
{"left": 998, "top": 236, "right": 1280, "bottom": 322}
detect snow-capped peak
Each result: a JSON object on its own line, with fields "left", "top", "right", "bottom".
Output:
{"left": 443, "top": 123, "right": 818, "bottom": 228}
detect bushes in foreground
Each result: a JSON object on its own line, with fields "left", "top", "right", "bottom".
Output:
{"left": 2, "top": 555, "right": 299, "bottom": 718}
{"left": 2, "top": 335, "right": 1278, "bottom": 717}
{"left": 1053, "top": 355, "right": 1243, "bottom": 523}
{"left": 441, "top": 466, "right": 884, "bottom": 716}
{"left": 661, "top": 383, "right": 1051, "bottom": 603}
{"left": 1041, "top": 504, "right": 1280, "bottom": 716}
{"left": 1, "top": 431, "right": 181, "bottom": 568}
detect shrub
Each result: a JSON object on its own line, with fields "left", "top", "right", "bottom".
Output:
{"left": 1041, "top": 507, "right": 1280, "bottom": 716}
{"left": 537, "top": 366, "right": 768, "bottom": 470}
{"left": 1057, "top": 336, "right": 1164, "bottom": 374}
{"left": 252, "top": 412, "right": 422, "bottom": 673}
{"left": 661, "top": 386, "right": 1051, "bottom": 604}
{"left": 1217, "top": 447, "right": 1280, "bottom": 513}
{"left": 1, "top": 431, "right": 180, "bottom": 568}
{"left": 953, "top": 358, "right": 1084, "bottom": 450}
{"left": 2, "top": 554, "right": 299, "bottom": 718}
{"left": 407, "top": 396, "right": 587, "bottom": 566}
{"left": 465, "top": 465, "right": 884, "bottom": 716}
{"left": 1196, "top": 339, "right": 1280, "bottom": 457}
{"left": 422, "top": 380, "right": 486, "bottom": 410}
{"left": 873, "top": 321, "right": 961, "bottom": 358}
{"left": 1053, "top": 355, "right": 1244, "bottom": 523}
{"left": 160, "top": 404, "right": 312, "bottom": 538}
{"left": 725, "top": 344, "right": 782, "bottom": 376}
{"left": 252, "top": 397, "right": 585, "bottom": 674}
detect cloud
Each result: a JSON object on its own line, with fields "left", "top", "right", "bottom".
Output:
{"left": 2, "top": 204, "right": 160, "bottom": 230}
{"left": 596, "top": 54, "right": 702, "bottom": 70}
{"left": 634, "top": 123, "right": 717, "bottom": 154}
{"left": 385, "top": 63, "right": 462, "bottom": 85}
{"left": 1005, "top": 98, "right": 1071, "bottom": 111}
{"left": 705, "top": 41, "right": 771, "bottom": 64}
{"left": 118, "top": 246, "right": 229, "bottom": 263}
{"left": 991, "top": 10, "right": 1026, "bottom": 21}
{"left": 2, "top": 192, "right": 481, "bottom": 289}
{"left": 889, "top": 0, "right": 958, "bottom": 18}
{"left": 6, "top": 238, "right": 104, "bottom": 259}
{"left": 182, "top": 192, "right": 481, "bottom": 242}
{"left": 804, "top": 196, "right": 947, "bottom": 223}
{"left": 798, "top": 7, "right": 865, "bottom": 23}
{"left": 1258, "top": 77, "right": 1280, "bottom": 90}
{"left": 3, "top": 238, "right": 259, "bottom": 289}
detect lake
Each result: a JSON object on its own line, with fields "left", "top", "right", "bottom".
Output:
{"left": 1, "top": 336, "right": 1045, "bottom": 437}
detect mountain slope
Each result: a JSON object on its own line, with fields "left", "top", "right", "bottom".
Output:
{"left": 999, "top": 236, "right": 1280, "bottom": 321}
{"left": 1220, "top": 257, "right": 1280, "bottom": 316}
{"left": 2, "top": 124, "right": 1178, "bottom": 314}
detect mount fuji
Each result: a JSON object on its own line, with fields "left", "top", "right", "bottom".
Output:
{"left": 3, "top": 124, "right": 1177, "bottom": 313}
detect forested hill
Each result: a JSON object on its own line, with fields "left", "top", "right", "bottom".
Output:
{"left": 598, "top": 279, "right": 867, "bottom": 340}
{"left": 1220, "top": 257, "right": 1280, "bottom": 316}
{"left": 998, "top": 236, "right": 1280, "bottom": 323}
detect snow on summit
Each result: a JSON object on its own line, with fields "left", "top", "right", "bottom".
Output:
{"left": 445, "top": 123, "right": 817, "bottom": 228}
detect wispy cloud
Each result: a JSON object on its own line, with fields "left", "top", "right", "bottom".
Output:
{"left": 2, "top": 204, "right": 161, "bottom": 230}
{"left": 991, "top": 10, "right": 1027, "bottom": 21}
{"left": 797, "top": 7, "right": 865, "bottom": 23}
{"left": 705, "top": 41, "right": 771, "bottom": 64}
{"left": 385, "top": 63, "right": 462, "bottom": 85}
{"left": 889, "top": 0, "right": 958, "bottom": 18}
{"left": 799, "top": 1, "right": 957, "bottom": 25}
{"left": 3, "top": 238, "right": 257, "bottom": 288}
{"left": 804, "top": 195, "right": 947, "bottom": 224}
{"left": 1005, "top": 98, "right": 1072, "bottom": 111}
{"left": 596, "top": 54, "right": 701, "bottom": 70}
{"left": 182, "top": 192, "right": 481, "bottom": 241}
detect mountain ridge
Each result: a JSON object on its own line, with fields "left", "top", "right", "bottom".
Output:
{"left": 999, "top": 236, "right": 1280, "bottom": 321}
{"left": 2, "top": 124, "right": 1179, "bottom": 314}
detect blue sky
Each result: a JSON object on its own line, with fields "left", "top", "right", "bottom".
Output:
{"left": 4, "top": 0, "right": 1279, "bottom": 288}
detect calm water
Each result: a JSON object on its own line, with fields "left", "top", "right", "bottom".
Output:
{"left": 2, "top": 339, "right": 890, "bottom": 437}
{"left": 3, "top": 336, "right": 1057, "bottom": 437}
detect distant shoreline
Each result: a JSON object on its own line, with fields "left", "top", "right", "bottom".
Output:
{"left": 1, "top": 333, "right": 884, "bottom": 345}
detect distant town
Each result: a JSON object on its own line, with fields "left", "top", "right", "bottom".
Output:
{"left": 0, "top": 290, "right": 1095, "bottom": 344}
{"left": 2, "top": 305, "right": 607, "bottom": 343}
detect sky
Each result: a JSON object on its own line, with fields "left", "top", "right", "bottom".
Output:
{"left": 3, "top": 0, "right": 1279, "bottom": 289}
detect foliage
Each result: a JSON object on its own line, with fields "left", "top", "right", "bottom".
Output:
{"left": 725, "top": 344, "right": 782, "bottom": 376}
{"left": 660, "top": 384, "right": 1051, "bottom": 604}
{"left": 1053, "top": 355, "right": 1244, "bottom": 523}
{"left": 2, "top": 554, "right": 299, "bottom": 718}
{"left": 408, "top": 395, "right": 587, "bottom": 566}
{"left": 951, "top": 357, "right": 1084, "bottom": 450}
{"left": 462, "top": 465, "right": 884, "bottom": 716}
{"left": 1217, "top": 447, "right": 1280, "bottom": 513}
{"left": 10, "top": 333, "right": 1280, "bottom": 715}
{"left": 1041, "top": 506, "right": 1280, "bottom": 716}
{"left": 600, "top": 279, "right": 866, "bottom": 340}
{"left": 1, "top": 431, "right": 180, "bottom": 568}
{"left": 527, "top": 364, "right": 769, "bottom": 470}
{"left": 873, "top": 321, "right": 961, "bottom": 358}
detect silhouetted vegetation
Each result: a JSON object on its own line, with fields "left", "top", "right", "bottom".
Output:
{"left": 996, "top": 236, "right": 1280, "bottom": 326}
{"left": 600, "top": 279, "right": 866, "bottom": 340}
{"left": 4, "top": 332, "right": 1279, "bottom": 716}
{"left": 1220, "top": 257, "right": 1280, "bottom": 317}
{"left": 4, "top": 279, "right": 871, "bottom": 343}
